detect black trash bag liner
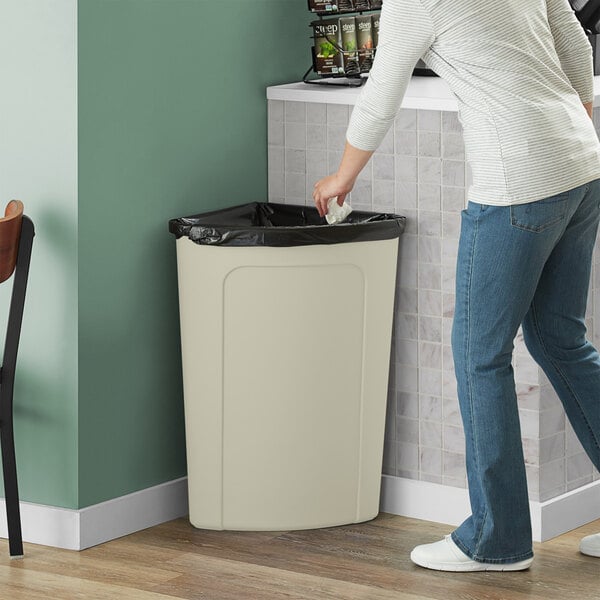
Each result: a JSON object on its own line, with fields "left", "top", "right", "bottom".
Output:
{"left": 169, "top": 202, "right": 406, "bottom": 247}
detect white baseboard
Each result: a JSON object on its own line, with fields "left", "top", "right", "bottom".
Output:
{"left": 1, "top": 475, "right": 596, "bottom": 550}
{"left": 380, "top": 474, "right": 600, "bottom": 542}
{"left": 79, "top": 477, "right": 189, "bottom": 550}
{"left": 536, "top": 478, "right": 600, "bottom": 541}
{"left": 0, "top": 477, "right": 189, "bottom": 550}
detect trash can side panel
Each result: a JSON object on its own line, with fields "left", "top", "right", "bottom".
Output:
{"left": 175, "top": 239, "right": 227, "bottom": 528}
{"left": 221, "top": 260, "right": 366, "bottom": 530}
{"left": 354, "top": 238, "right": 400, "bottom": 520}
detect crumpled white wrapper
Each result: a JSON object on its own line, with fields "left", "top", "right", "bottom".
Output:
{"left": 325, "top": 197, "right": 353, "bottom": 224}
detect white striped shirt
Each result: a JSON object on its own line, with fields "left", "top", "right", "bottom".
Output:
{"left": 346, "top": 0, "right": 600, "bottom": 206}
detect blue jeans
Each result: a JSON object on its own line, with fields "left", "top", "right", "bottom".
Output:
{"left": 450, "top": 178, "right": 600, "bottom": 563}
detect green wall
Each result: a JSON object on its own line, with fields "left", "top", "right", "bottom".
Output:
{"left": 0, "top": 0, "right": 78, "bottom": 509}
{"left": 78, "top": 1, "right": 309, "bottom": 507}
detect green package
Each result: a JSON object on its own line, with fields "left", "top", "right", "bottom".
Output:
{"left": 356, "top": 15, "right": 374, "bottom": 72}
{"left": 372, "top": 12, "right": 380, "bottom": 48}
{"left": 312, "top": 19, "right": 343, "bottom": 75}
{"left": 339, "top": 17, "right": 360, "bottom": 76}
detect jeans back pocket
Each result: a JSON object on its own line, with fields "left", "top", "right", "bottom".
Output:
{"left": 509, "top": 193, "right": 569, "bottom": 233}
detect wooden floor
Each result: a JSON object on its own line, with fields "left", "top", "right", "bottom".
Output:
{"left": 0, "top": 513, "right": 598, "bottom": 599}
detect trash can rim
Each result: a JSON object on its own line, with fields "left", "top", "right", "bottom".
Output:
{"left": 168, "top": 201, "right": 406, "bottom": 247}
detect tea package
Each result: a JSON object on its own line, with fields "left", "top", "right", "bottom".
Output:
{"left": 356, "top": 15, "right": 374, "bottom": 72}
{"left": 372, "top": 12, "right": 381, "bottom": 48}
{"left": 308, "top": 0, "right": 380, "bottom": 11}
{"left": 308, "top": 0, "right": 339, "bottom": 12}
{"left": 337, "top": 0, "right": 355, "bottom": 10}
{"left": 339, "top": 17, "right": 360, "bottom": 76}
{"left": 312, "top": 19, "right": 343, "bottom": 75}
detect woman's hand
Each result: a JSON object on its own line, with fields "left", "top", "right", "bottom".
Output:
{"left": 312, "top": 173, "right": 355, "bottom": 218}
{"left": 312, "top": 141, "right": 374, "bottom": 217}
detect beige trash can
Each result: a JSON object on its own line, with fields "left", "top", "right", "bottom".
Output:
{"left": 169, "top": 202, "right": 405, "bottom": 531}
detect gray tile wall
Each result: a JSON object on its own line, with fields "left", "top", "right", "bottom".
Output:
{"left": 268, "top": 99, "right": 600, "bottom": 503}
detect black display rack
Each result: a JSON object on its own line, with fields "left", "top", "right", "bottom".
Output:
{"left": 304, "top": 1, "right": 382, "bottom": 87}
{"left": 304, "top": 0, "right": 600, "bottom": 84}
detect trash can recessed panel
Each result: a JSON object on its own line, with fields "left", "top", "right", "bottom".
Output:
{"left": 222, "top": 263, "right": 364, "bottom": 530}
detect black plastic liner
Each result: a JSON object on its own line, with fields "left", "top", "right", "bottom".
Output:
{"left": 169, "top": 202, "right": 406, "bottom": 247}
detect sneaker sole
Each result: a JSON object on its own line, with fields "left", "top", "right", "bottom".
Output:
{"left": 410, "top": 555, "right": 533, "bottom": 572}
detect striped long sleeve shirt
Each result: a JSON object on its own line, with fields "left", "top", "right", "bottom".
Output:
{"left": 346, "top": 0, "right": 600, "bottom": 206}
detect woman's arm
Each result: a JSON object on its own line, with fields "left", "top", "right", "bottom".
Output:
{"left": 345, "top": 0, "right": 435, "bottom": 151}
{"left": 546, "top": 0, "right": 595, "bottom": 104}
{"left": 312, "top": 0, "right": 435, "bottom": 216}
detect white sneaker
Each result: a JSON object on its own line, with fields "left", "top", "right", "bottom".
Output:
{"left": 410, "top": 534, "right": 534, "bottom": 572}
{"left": 580, "top": 533, "right": 600, "bottom": 557}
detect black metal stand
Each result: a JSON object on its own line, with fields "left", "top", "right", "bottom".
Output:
{"left": 306, "top": 5, "right": 378, "bottom": 86}
{"left": 302, "top": 65, "right": 365, "bottom": 87}
{"left": 1, "top": 216, "right": 34, "bottom": 558}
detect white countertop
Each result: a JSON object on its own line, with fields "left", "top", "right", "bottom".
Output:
{"left": 267, "top": 75, "right": 600, "bottom": 112}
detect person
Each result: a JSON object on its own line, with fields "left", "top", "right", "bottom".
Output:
{"left": 313, "top": 0, "right": 600, "bottom": 572}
